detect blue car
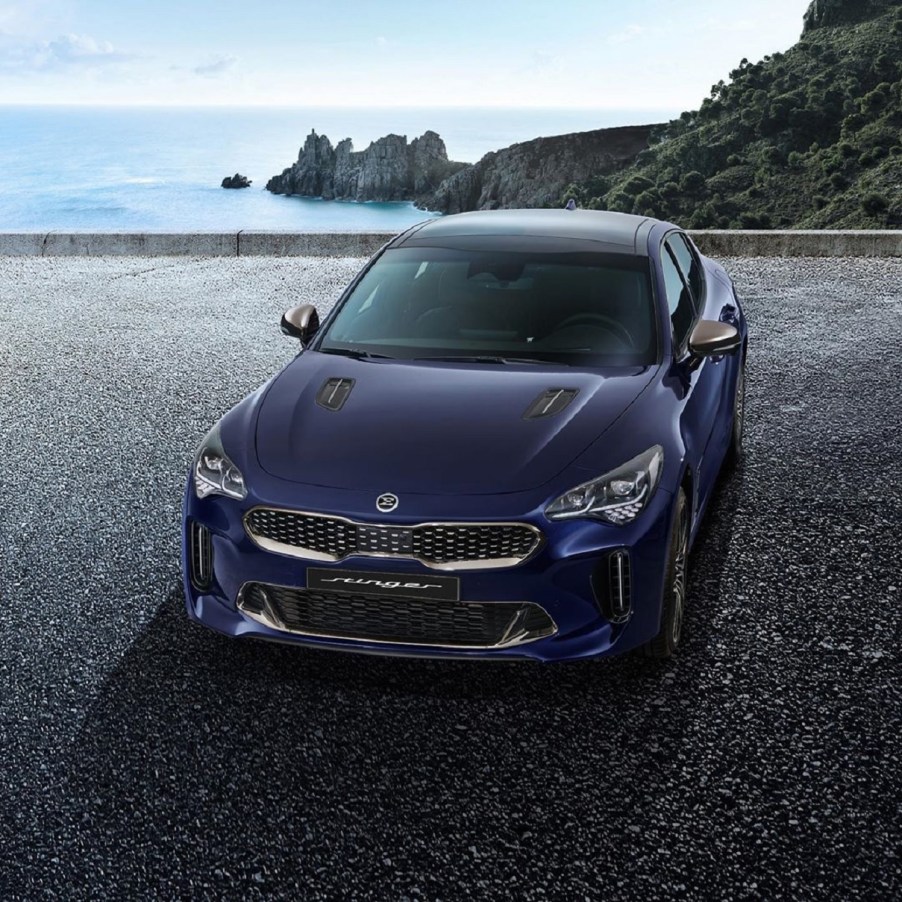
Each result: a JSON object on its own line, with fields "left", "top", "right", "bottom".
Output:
{"left": 183, "top": 210, "right": 746, "bottom": 661}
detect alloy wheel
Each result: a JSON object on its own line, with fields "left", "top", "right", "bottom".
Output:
{"left": 671, "top": 502, "right": 689, "bottom": 647}
{"left": 734, "top": 365, "right": 746, "bottom": 448}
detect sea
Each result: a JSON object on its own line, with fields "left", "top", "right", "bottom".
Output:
{"left": 0, "top": 106, "right": 676, "bottom": 231}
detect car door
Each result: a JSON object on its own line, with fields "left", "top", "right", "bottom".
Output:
{"left": 661, "top": 232, "right": 730, "bottom": 521}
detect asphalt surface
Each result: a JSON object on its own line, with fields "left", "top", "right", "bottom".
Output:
{"left": 0, "top": 255, "right": 900, "bottom": 900}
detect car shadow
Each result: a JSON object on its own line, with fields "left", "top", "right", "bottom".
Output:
{"left": 24, "top": 472, "right": 745, "bottom": 894}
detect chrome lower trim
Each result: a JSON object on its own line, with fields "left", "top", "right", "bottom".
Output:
{"left": 608, "top": 549, "right": 632, "bottom": 623}
{"left": 236, "top": 583, "right": 557, "bottom": 651}
{"left": 243, "top": 506, "right": 545, "bottom": 571}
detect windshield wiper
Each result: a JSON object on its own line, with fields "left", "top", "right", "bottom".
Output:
{"left": 317, "top": 347, "right": 394, "bottom": 361}
{"left": 416, "top": 355, "right": 566, "bottom": 366}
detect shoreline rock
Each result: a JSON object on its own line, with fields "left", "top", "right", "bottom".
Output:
{"left": 221, "top": 173, "right": 252, "bottom": 189}
{"left": 265, "top": 130, "right": 467, "bottom": 203}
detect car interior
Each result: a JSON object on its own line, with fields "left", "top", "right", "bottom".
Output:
{"left": 326, "top": 253, "right": 658, "bottom": 364}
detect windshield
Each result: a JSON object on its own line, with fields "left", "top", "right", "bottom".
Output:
{"left": 317, "top": 247, "right": 658, "bottom": 366}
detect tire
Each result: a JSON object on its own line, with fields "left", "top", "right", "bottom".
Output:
{"left": 724, "top": 355, "right": 746, "bottom": 469}
{"left": 642, "top": 488, "right": 689, "bottom": 659}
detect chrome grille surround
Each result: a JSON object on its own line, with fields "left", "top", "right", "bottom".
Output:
{"left": 237, "top": 582, "right": 557, "bottom": 650}
{"left": 244, "top": 507, "right": 544, "bottom": 571}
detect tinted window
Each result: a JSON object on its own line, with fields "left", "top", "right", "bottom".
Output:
{"left": 319, "top": 247, "right": 658, "bottom": 367}
{"left": 667, "top": 233, "right": 704, "bottom": 306}
{"left": 661, "top": 247, "right": 695, "bottom": 351}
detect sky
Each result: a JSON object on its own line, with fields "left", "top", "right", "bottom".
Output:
{"left": 0, "top": 0, "right": 814, "bottom": 109}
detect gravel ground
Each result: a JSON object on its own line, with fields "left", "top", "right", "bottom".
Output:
{"left": 0, "top": 255, "right": 900, "bottom": 900}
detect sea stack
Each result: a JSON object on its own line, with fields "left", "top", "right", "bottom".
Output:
{"left": 265, "top": 130, "right": 467, "bottom": 203}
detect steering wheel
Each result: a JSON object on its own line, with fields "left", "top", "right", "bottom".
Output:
{"left": 550, "top": 313, "right": 635, "bottom": 348}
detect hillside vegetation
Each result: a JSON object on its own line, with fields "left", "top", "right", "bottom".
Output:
{"left": 566, "top": 0, "right": 902, "bottom": 228}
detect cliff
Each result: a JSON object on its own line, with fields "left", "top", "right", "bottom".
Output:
{"left": 582, "top": 0, "right": 902, "bottom": 228}
{"left": 803, "top": 0, "right": 897, "bottom": 32}
{"left": 424, "top": 125, "right": 657, "bottom": 214}
{"left": 265, "top": 130, "right": 467, "bottom": 202}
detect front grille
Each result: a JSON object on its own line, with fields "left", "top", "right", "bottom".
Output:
{"left": 244, "top": 508, "right": 542, "bottom": 570}
{"left": 189, "top": 521, "right": 213, "bottom": 589}
{"left": 238, "top": 582, "right": 556, "bottom": 649}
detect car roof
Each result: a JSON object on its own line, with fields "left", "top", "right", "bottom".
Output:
{"left": 393, "top": 209, "right": 665, "bottom": 257}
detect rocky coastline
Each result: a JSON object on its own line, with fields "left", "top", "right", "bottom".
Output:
{"left": 264, "top": 123, "right": 657, "bottom": 213}
{"left": 427, "top": 124, "right": 657, "bottom": 214}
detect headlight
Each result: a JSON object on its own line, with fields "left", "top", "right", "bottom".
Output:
{"left": 545, "top": 445, "right": 664, "bottom": 525}
{"left": 194, "top": 422, "right": 247, "bottom": 500}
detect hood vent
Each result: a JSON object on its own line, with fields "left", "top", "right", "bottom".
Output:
{"left": 316, "top": 377, "right": 355, "bottom": 411}
{"left": 523, "top": 388, "right": 579, "bottom": 420}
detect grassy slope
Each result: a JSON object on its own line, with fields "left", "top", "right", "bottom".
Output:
{"left": 568, "top": 4, "right": 902, "bottom": 228}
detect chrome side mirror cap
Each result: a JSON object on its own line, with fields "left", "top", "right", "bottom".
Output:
{"left": 688, "top": 320, "right": 741, "bottom": 358}
{"left": 281, "top": 304, "right": 320, "bottom": 346}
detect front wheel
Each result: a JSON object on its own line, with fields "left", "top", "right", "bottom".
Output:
{"left": 725, "top": 356, "right": 746, "bottom": 469}
{"left": 642, "top": 488, "right": 689, "bottom": 659}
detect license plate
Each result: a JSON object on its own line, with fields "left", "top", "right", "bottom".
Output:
{"left": 307, "top": 568, "right": 459, "bottom": 602}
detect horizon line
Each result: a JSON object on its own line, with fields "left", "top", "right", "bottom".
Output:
{"left": 0, "top": 100, "right": 682, "bottom": 114}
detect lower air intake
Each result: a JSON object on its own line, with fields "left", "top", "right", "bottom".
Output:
{"left": 238, "top": 582, "right": 556, "bottom": 649}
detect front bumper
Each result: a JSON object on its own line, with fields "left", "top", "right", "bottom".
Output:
{"left": 182, "top": 477, "right": 675, "bottom": 663}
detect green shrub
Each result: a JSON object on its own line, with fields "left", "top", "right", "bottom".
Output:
{"left": 622, "top": 175, "right": 655, "bottom": 195}
{"left": 738, "top": 212, "right": 772, "bottom": 228}
{"left": 861, "top": 193, "right": 888, "bottom": 214}
{"left": 680, "top": 171, "right": 706, "bottom": 194}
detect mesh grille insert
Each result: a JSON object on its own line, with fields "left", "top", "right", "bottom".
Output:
{"left": 245, "top": 509, "right": 542, "bottom": 569}
{"left": 239, "top": 582, "right": 555, "bottom": 648}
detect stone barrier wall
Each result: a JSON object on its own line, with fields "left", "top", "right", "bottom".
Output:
{"left": 1, "top": 229, "right": 900, "bottom": 257}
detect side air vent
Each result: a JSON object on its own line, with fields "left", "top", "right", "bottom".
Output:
{"left": 316, "top": 377, "right": 355, "bottom": 411}
{"left": 523, "top": 388, "right": 579, "bottom": 420}
{"left": 591, "top": 549, "right": 632, "bottom": 624}
{"left": 189, "top": 521, "right": 213, "bottom": 590}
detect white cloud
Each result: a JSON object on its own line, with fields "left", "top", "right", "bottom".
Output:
{"left": 529, "top": 49, "right": 560, "bottom": 72}
{"left": 702, "top": 17, "right": 757, "bottom": 33}
{"left": 607, "top": 24, "right": 645, "bottom": 45}
{"left": 0, "top": 32, "right": 131, "bottom": 73}
{"left": 41, "top": 33, "right": 123, "bottom": 65}
{"left": 193, "top": 54, "right": 238, "bottom": 77}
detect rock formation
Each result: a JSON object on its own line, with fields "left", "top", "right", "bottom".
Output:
{"left": 423, "top": 125, "right": 657, "bottom": 214}
{"left": 221, "top": 173, "right": 251, "bottom": 189}
{"left": 802, "top": 0, "right": 896, "bottom": 32}
{"left": 265, "top": 130, "right": 467, "bottom": 202}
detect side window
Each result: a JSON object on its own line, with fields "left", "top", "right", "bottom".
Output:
{"left": 667, "top": 233, "right": 704, "bottom": 307}
{"left": 661, "top": 247, "right": 695, "bottom": 352}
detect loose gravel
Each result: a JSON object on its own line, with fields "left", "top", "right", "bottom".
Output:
{"left": 0, "top": 255, "right": 900, "bottom": 900}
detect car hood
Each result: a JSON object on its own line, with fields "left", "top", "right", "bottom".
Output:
{"left": 255, "top": 352, "right": 656, "bottom": 495}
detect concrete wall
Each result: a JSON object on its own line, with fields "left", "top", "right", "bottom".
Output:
{"left": 1, "top": 229, "right": 901, "bottom": 257}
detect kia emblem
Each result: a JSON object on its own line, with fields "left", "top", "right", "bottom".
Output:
{"left": 376, "top": 493, "right": 399, "bottom": 513}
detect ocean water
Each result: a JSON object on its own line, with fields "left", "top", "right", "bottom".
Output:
{"left": 0, "top": 106, "right": 675, "bottom": 231}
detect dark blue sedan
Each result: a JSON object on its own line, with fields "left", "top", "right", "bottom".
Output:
{"left": 183, "top": 210, "right": 747, "bottom": 661}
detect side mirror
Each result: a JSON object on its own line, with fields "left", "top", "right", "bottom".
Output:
{"left": 281, "top": 304, "right": 320, "bottom": 346}
{"left": 688, "top": 320, "right": 741, "bottom": 358}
